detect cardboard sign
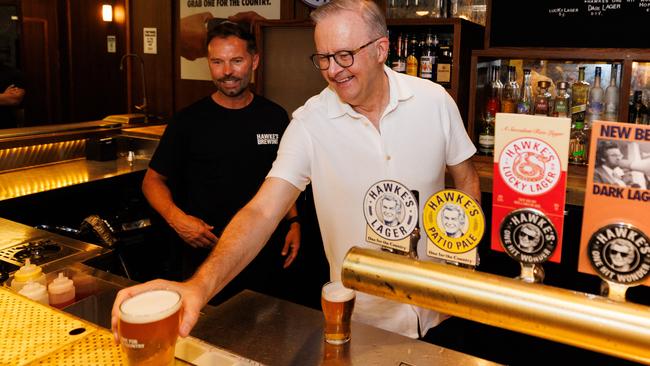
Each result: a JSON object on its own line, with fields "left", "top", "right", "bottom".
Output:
{"left": 579, "top": 121, "right": 650, "bottom": 286}
{"left": 491, "top": 113, "right": 571, "bottom": 263}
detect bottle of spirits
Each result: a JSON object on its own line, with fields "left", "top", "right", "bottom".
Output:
{"left": 391, "top": 33, "right": 407, "bottom": 74}
{"left": 405, "top": 34, "right": 419, "bottom": 77}
{"left": 435, "top": 39, "right": 452, "bottom": 88}
{"left": 534, "top": 80, "right": 552, "bottom": 116}
{"left": 588, "top": 66, "right": 604, "bottom": 124}
{"left": 516, "top": 69, "right": 533, "bottom": 114}
{"left": 628, "top": 90, "right": 648, "bottom": 124}
{"left": 486, "top": 66, "right": 503, "bottom": 116}
{"left": 604, "top": 64, "right": 619, "bottom": 121}
{"left": 418, "top": 32, "right": 437, "bottom": 81}
{"left": 571, "top": 66, "right": 590, "bottom": 126}
{"left": 569, "top": 120, "right": 587, "bottom": 165}
{"left": 478, "top": 114, "right": 495, "bottom": 156}
{"left": 501, "top": 66, "right": 518, "bottom": 113}
{"left": 553, "top": 81, "right": 571, "bottom": 118}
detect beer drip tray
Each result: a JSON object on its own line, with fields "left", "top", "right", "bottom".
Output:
{"left": 175, "top": 337, "right": 261, "bottom": 366}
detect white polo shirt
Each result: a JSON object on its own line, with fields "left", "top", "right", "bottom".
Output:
{"left": 268, "top": 66, "right": 476, "bottom": 338}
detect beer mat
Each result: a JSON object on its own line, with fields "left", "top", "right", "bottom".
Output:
{"left": 0, "top": 287, "right": 98, "bottom": 365}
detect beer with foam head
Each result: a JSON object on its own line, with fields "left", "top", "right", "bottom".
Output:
{"left": 118, "top": 289, "right": 181, "bottom": 366}
{"left": 321, "top": 281, "right": 355, "bottom": 345}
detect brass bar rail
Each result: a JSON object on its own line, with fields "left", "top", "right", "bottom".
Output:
{"left": 341, "top": 247, "right": 650, "bottom": 365}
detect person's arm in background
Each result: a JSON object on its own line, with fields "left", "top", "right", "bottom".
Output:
{"left": 0, "top": 84, "right": 25, "bottom": 106}
{"left": 142, "top": 168, "right": 218, "bottom": 248}
{"left": 180, "top": 12, "right": 213, "bottom": 61}
{"left": 447, "top": 159, "right": 481, "bottom": 203}
{"left": 112, "top": 177, "right": 301, "bottom": 340}
{"left": 281, "top": 203, "right": 300, "bottom": 268}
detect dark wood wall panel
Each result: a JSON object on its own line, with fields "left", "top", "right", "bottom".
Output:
{"left": 130, "top": 0, "right": 174, "bottom": 120}
{"left": 66, "top": 0, "right": 127, "bottom": 122}
{"left": 20, "top": 0, "right": 62, "bottom": 125}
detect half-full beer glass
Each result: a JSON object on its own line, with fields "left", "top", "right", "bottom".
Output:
{"left": 118, "top": 289, "right": 182, "bottom": 366}
{"left": 321, "top": 281, "right": 355, "bottom": 345}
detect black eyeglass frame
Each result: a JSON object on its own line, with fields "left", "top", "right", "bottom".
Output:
{"left": 310, "top": 37, "right": 383, "bottom": 71}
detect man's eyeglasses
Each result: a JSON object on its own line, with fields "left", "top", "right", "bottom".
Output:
{"left": 310, "top": 37, "right": 382, "bottom": 71}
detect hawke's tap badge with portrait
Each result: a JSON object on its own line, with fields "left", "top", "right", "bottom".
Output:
{"left": 363, "top": 180, "right": 419, "bottom": 253}
{"left": 491, "top": 114, "right": 570, "bottom": 264}
{"left": 579, "top": 121, "right": 650, "bottom": 289}
{"left": 422, "top": 189, "right": 485, "bottom": 266}
{"left": 587, "top": 223, "right": 650, "bottom": 300}
{"left": 499, "top": 208, "right": 558, "bottom": 282}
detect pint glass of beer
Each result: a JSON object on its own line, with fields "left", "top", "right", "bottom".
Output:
{"left": 118, "top": 289, "right": 182, "bottom": 366}
{"left": 321, "top": 281, "right": 355, "bottom": 345}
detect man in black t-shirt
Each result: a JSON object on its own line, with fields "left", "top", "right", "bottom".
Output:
{"left": 143, "top": 20, "right": 300, "bottom": 304}
{"left": 0, "top": 63, "right": 25, "bottom": 128}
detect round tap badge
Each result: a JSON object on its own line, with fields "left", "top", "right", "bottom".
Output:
{"left": 498, "top": 137, "right": 561, "bottom": 196}
{"left": 499, "top": 208, "right": 557, "bottom": 264}
{"left": 588, "top": 223, "right": 650, "bottom": 285}
{"left": 422, "top": 189, "right": 484, "bottom": 254}
{"left": 363, "top": 180, "right": 418, "bottom": 241}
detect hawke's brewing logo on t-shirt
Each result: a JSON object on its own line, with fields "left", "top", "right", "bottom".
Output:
{"left": 588, "top": 223, "right": 650, "bottom": 285}
{"left": 363, "top": 180, "right": 418, "bottom": 252}
{"left": 256, "top": 133, "right": 279, "bottom": 145}
{"left": 498, "top": 137, "right": 561, "bottom": 195}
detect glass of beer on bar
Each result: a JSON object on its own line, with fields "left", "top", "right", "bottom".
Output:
{"left": 321, "top": 281, "right": 355, "bottom": 345}
{"left": 118, "top": 289, "right": 182, "bottom": 366}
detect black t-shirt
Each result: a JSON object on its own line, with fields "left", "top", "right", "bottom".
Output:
{"left": 0, "top": 64, "right": 24, "bottom": 128}
{"left": 150, "top": 94, "right": 289, "bottom": 235}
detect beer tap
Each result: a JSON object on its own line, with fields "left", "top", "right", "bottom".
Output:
{"left": 120, "top": 53, "right": 149, "bottom": 123}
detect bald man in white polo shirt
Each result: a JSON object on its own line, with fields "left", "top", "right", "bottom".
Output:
{"left": 112, "top": 0, "right": 480, "bottom": 341}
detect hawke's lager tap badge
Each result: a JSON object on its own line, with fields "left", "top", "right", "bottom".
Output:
{"left": 423, "top": 189, "right": 484, "bottom": 266}
{"left": 579, "top": 121, "right": 650, "bottom": 288}
{"left": 364, "top": 180, "right": 418, "bottom": 253}
{"left": 491, "top": 114, "right": 570, "bottom": 264}
{"left": 588, "top": 223, "right": 650, "bottom": 285}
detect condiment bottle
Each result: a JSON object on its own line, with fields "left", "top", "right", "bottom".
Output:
{"left": 72, "top": 273, "right": 97, "bottom": 300}
{"left": 18, "top": 281, "right": 49, "bottom": 305}
{"left": 11, "top": 259, "right": 46, "bottom": 292}
{"left": 48, "top": 272, "right": 76, "bottom": 309}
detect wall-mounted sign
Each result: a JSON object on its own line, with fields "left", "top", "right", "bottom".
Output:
{"left": 180, "top": 0, "right": 280, "bottom": 80}
{"left": 107, "top": 35, "right": 116, "bottom": 53}
{"left": 143, "top": 27, "right": 157, "bottom": 54}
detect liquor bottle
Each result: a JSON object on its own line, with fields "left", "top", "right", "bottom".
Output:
{"left": 418, "top": 31, "right": 437, "bottom": 81}
{"left": 516, "top": 69, "right": 533, "bottom": 114}
{"left": 553, "top": 81, "right": 571, "bottom": 118}
{"left": 478, "top": 114, "right": 495, "bottom": 156}
{"left": 569, "top": 120, "right": 587, "bottom": 165}
{"left": 534, "top": 80, "right": 552, "bottom": 116}
{"left": 571, "top": 66, "right": 589, "bottom": 126}
{"left": 501, "top": 66, "right": 518, "bottom": 113}
{"left": 604, "top": 64, "right": 619, "bottom": 120}
{"left": 405, "top": 34, "right": 419, "bottom": 77}
{"left": 485, "top": 66, "right": 502, "bottom": 117}
{"left": 628, "top": 90, "right": 648, "bottom": 124}
{"left": 588, "top": 66, "right": 604, "bottom": 124}
{"left": 435, "top": 39, "right": 452, "bottom": 88}
{"left": 391, "top": 33, "right": 406, "bottom": 73}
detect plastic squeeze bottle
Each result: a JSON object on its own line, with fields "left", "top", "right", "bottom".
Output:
{"left": 48, "top": 272, "right": 76, "bottom": 308}
{"left": 11, "top": 259, "right": 46, "bottom": 292}
{"left": 18, "top": 281, "right": 49, "bottom": 305}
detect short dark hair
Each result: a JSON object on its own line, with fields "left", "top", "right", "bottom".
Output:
{"left": 206, "top": 20, "right": 257, "bottom": 54}
{"left": 596, "top": 140, "right": 621, "bottom": 166}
